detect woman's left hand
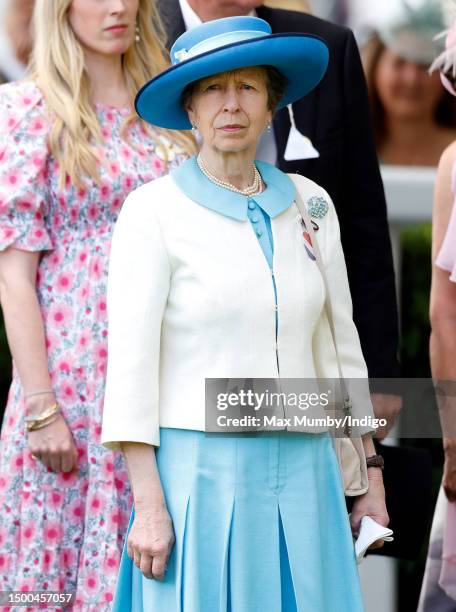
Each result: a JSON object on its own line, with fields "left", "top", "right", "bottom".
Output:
{"left": 349, "top": 469, "right": 389, "bottom": 549}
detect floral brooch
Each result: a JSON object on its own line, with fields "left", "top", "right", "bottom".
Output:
{"left": 307, "top": 195, "right": 328, "bottom": 219}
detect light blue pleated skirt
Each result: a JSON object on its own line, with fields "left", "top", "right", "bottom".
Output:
{"left": 112, "top": 428, "right": 364, "bottom": 612}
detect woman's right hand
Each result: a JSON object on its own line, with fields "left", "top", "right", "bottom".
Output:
{"left": 26, "top": 399, "right": 79, "bottom": 473}
{"left": 127, "top": 503, "right": 175, "bottom": 581}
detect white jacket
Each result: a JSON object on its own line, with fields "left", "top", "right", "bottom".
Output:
{"left": 101, "top": 166, "right": 375, "bottom": 450}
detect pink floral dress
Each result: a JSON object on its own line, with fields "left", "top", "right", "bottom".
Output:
{"left": 0, "top": 80, "right": 186, "bottom": 611}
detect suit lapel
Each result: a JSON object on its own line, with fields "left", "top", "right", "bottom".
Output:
{"left": 257, "top": 6, "right": 319, "bottom": 168}
{"left": 157, "top": 0, "right": 186, "bottom": 48}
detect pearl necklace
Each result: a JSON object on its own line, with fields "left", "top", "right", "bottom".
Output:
{"left": 197, "top": 154, "right": 263, "bottom": 196}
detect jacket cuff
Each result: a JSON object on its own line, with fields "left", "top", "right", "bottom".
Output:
{"left": 100, "top": 429, "right": 161, "bottom": 451}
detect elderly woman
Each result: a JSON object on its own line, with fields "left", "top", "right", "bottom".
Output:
{"left": 101, "top": 16, "right": 389, "bottom": 612}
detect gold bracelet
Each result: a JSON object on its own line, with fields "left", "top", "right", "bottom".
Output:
{"left": 27, "top": 411, "right": 61, "bottom": 432}
{"left": 26, "top": 407, "right": 60, "bottom": 430}
{"left": 25, "top": 403, "right": 60, "bottom": 431}
{"left": 24, "top": 402, "right": 60, "bottom": 424}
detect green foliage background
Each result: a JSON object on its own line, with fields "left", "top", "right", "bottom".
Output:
{"left": 401, "top": 223, "right": 433, "bottom": 377}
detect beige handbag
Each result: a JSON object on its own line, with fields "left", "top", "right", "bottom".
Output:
{"left": 292, "top": 181, "right": 369, "bottom": 496}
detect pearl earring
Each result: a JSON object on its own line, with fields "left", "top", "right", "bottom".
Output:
{"left": 135, "top": 23, "right": 140, "bottom": 43}
{"left": 267, "top": 123, "right": 272, "bottom": 133}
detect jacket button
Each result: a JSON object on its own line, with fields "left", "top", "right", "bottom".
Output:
{"left": 250, "top": 216, "right": 259, "bottom": 223}
{"left": 248, "top": 201, "right": 256, "bottom": 210}
{"left": 256, "top": 229, "right": 263, "bottom": 237}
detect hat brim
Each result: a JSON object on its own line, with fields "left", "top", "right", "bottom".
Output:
{"left": 135, "top": 33, "right": 329, "bottom": 129}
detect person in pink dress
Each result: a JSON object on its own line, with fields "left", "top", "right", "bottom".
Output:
{"left": 418, "top": 7, "right": 456, "bottom": 610}
{"left": 0, "top": 0, "right": 193, "bottom": 609}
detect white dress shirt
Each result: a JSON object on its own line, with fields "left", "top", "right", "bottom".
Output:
{"left": 101, "top": 159, "right": 375, "bottom": 450}
{"left": 178, "top": 0, "right": 203, "bottom": 30}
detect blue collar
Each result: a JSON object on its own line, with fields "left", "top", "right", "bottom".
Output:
{"left": 170, "top": 155, "right": 296, "bottom": 221}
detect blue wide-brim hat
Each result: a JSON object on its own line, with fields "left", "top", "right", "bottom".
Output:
{"left": 135, "top": 16, "right": 329, "bottom": 130}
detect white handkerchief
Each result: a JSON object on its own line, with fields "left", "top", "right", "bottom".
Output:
{"left": 284, "top": 127, "right": 320, "bottom": 161}
{"left": 284, "top": 104, "right": 319, "bottom": 161}
{"left": 350, "top": 515, "right": 394, "bottom": 564}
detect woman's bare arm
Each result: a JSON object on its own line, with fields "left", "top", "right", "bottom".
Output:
{"left": 0, "top": 247, "right": 52, "bottom": 401}
{"left": 0, "top": 246, "right": 78, "bottom": 472}
{"left": 430, "top": 143, "right": 456, "bottom": 420}
{"left": 429, "top": 143, "right": 456, "bottom": 500}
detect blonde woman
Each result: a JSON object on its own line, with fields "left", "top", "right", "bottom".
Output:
{"left": 0, "top": 0, "right": 192, "bottom": 607}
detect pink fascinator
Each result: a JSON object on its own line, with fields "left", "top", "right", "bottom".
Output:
{"left": 430, "top": 2, "right": 456, "bottom": 96}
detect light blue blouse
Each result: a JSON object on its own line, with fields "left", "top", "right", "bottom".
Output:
{"left": 170, "top": 155, "right": 296, "bottom": 340}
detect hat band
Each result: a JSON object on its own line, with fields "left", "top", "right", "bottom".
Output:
{"left": 173, "top": 30, "right": 266, "bottom": 64}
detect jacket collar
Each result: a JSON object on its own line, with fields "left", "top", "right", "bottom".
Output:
{"left": 170, "top": 155, "right": 296, "bottom": 221}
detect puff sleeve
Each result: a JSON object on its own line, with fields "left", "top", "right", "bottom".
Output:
{"left": 0, "top": 82, "right": 53, "bottom": 252}
{"left": 101, "top": 184, "right": 171, "bottom": 451}
{"left": 294, "top": 175, "right": 377, "bottom": 436}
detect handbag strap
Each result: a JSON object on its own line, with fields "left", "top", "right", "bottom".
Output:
{"left": 290, "top": 177, "right": 352, "bottom": 431}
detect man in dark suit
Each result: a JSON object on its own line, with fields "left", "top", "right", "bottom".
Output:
{"left": 158, "top": 0, "right": 402, "bottom": 432}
